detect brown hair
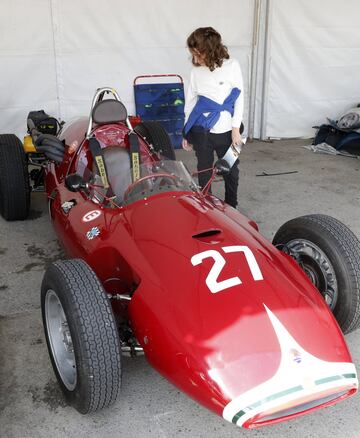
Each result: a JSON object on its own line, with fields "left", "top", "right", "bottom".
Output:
{"left": 187, "top": 27, "right": 229, "bottom": 71}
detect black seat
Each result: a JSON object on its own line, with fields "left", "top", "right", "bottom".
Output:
{"left": 104, "top": 147, "right": 132, "bottom": 203}
{"left": 92, "top": 100, "right": 128, "bottom": 125}
{"left": 92, "top": 146, "right": 132, "bottom": 204}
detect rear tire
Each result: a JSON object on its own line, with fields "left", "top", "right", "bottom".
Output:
{"left": 0, "top": 134, "right": 30, "bottom": 220}
{"left": 273, "top": 214, "right": 360, "bottom": 333}
{"left": 41, "top": 259, "right": 122, "bottom": 413}
{"left": 135, "top": 121, "right": 175, "bottom": 160}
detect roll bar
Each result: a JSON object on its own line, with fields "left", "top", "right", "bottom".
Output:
{"left": 86, "top": 87, "right": 133, "bottom": 138}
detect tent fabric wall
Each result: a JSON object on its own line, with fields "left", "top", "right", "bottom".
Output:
{"left": 265, "top": 0, "right": 360, "bottom": 138}
{"left": 2, "top": 0, "right": 360, "bottom": 140}
{"left": 0, "top": 0, "right": 254, "bottom": 139}
{"left": 0, "top": 0, "right": 58, "bottom": 137}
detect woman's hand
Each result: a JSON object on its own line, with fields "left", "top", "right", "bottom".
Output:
{"left": 182, "top": 138, "right": 193, "bottom": 151}
{"left": 231, "top": 127, "right": 242, "bottom": 147}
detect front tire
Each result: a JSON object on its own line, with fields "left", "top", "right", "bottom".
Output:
{"left": 273, "top": 214, "right": 360, "bottom": 333}
{"left": 41, "top": 259, "right": 122, "bottom": 413}
{"left": 0, "top": 134, "right": 30, "bottom": 220}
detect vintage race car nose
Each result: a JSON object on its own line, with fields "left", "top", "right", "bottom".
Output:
{"left": 127, "top": 195, "right": 358, "bottom": 427}
{"left": 222, "top": 305, "right": 358, "bottom": 428}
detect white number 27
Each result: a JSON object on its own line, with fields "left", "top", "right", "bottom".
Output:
{"left": 191, "top": 246, "right": 263, "bottom": 293}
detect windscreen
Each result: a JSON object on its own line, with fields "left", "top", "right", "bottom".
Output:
{"left": 90, "top": 159, "right": 199, "bottom": 207}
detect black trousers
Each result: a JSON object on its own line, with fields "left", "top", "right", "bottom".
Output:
{"left": 187, "top": 129, "right": 239, "bottom": 208}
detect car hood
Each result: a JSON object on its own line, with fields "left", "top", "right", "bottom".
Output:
{"left": 122, "top": 193, "right": 357, "bottom": 428}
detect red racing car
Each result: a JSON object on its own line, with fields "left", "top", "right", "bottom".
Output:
{"left": 0, "top": 87, "right": 359, "bottom": 429}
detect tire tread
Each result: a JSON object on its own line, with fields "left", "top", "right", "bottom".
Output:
{"left": 0, "top": 134, "right": 30, "bottom": 220}
{"left": 274, "top": 214, "right": 360, "bottom": 333}
{"left": 134, "top": 121, "right": 175, "bottom": 160}
{"left": 42, "top": 259, "right": 121, "bottom": 413}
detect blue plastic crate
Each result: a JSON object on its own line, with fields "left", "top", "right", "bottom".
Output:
{"left": 134, "top": 75, "right": 185, "bottom": 148}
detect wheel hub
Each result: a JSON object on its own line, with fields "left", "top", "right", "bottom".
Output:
{"left": 285, "top": 239, "right": 338, "bottom": 309}
{"left": 302, "top": 264, "right": 318, "bottom": 285}
{"left": 61, "top": 322, "right": 74, "bottom": 352}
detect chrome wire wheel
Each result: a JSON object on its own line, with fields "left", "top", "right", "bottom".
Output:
{"left": 45, "top": 289, "right": 77, "bottom": 391}
{"left": 286, "top": 239, "right": 338, "bottom": 310}
{"left": 273, "top": 214, "right": 360, "bottom": 333}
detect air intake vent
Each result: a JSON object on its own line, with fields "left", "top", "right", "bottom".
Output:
{"left": 192, "top": 229, "right": 221, "bottom": 239}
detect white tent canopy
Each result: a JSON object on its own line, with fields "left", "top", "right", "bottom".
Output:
{"left": 0, "top": 0, "right": 359, "bottom": 140}
{"left": 265, "top": 0, "right": 360, "bottom": 138}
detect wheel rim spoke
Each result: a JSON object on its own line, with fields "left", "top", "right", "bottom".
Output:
{"left": 285, "top": 239, "right": 338, "bottom": 310}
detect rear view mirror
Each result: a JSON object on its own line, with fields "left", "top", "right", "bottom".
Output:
{"left": 65, "top": 174, "right": 87, "bottom": 192}
{"left": 214, "top": 158, "right": 231, "bottom": 176}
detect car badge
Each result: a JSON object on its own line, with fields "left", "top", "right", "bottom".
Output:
{"left": 290, "top": 348, "right": 302, "bottom": 364}
{"left": 86, "top": 227, "right": 100, "bottom": 240}
{"left": 82, "top": 210, "right": 101, "bottom": 222}
{"left": 61, "top": 200, "right": 76, "bottom": 214}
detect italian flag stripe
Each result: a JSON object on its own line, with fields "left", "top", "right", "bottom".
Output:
{"left": 231, "top": 373, "right": 356, "bottom": 425}
{"left": 232, "top": 385, "right": 303, "bottom": 424}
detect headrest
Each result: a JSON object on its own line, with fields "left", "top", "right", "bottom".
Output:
{"left": 92, "top": 100, "right": 128, "bottom": 125}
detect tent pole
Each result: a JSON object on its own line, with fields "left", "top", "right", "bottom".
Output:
{"left": 247, "top": 0, "right": 261, "bottom": 140}
{"left": 49, "top": 0, "right": 62, "bottom": 119}
{"left": 260, "top": 0, "right": 273, "bottom": 140}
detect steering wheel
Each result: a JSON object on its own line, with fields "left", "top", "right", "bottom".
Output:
{"left": 123, "top": 173, "right": 179, "bottom": 202}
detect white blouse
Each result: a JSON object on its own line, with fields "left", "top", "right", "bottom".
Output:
{"left": 184, "top": 58, "right": 244, "bottom": 134}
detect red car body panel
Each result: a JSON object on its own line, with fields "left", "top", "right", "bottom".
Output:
{"left": 45, "top": 117, "right": 357, "bottom": 428}
{"left": 125, "top": 196, "right": 353, "bottom": 411}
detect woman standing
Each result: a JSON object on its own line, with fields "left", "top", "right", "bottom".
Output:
{"left": 182, "top": 27, "right": 244, "bottom": 208}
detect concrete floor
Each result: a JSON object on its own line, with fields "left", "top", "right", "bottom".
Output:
{"left": 1, "top": 139, "right": 360, "bottom": 438}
